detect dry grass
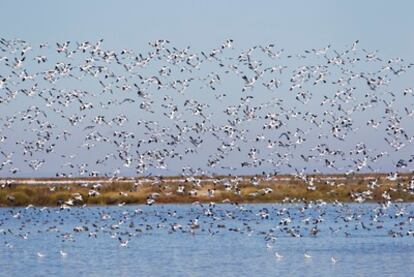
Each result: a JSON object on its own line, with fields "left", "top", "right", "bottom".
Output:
{"left": 1, "top": 173, "right": 414, "bottom": 207}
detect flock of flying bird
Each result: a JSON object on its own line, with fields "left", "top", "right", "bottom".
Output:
{"left": 1, "top": 37, "right": 414, "bottom": 265}
{"left": 0, "top": 37, "right": 413, "bottom": 179}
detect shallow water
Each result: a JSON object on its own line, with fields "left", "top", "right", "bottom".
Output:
{"left": 1, "top": 203, "right": 414, "bottom": 277}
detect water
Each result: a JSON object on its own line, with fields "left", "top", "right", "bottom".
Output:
{"left": 1, "top": 203, "right": 414, "bottom": 276}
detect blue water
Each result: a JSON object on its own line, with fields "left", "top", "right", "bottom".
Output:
{"left": 1, "top": 203, "right": 414, "bottom": 276}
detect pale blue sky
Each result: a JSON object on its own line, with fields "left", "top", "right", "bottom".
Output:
{"left": 1, "top": 0, "right": 413, "bottom": 57}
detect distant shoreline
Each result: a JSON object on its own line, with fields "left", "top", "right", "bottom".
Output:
{"left": 1, "top": 172, "right": 413, "bottom": 207}
{"left": 2, "top": 171, "right": 413, "bottom": 184}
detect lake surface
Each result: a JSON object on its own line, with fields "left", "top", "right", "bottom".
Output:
{"left": 1, "top": 203, "right": 414, "bottom": 276}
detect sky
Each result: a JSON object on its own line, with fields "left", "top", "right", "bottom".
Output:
{"left": 1, "top": 1, "right": 414, "bottom": 177}
{"left": 1, "top": 0, "right": 413, "bottom": 57}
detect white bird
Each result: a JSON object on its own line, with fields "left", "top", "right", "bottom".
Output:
{"left": 119, "top": 237, "right": 129, "bottom": 247}
{"left": 266, "top": 242, "right": 273, "bottom": 250}
{"left": 304, "top": 252, "right": 312, "bottom": 259}
{"left": 37, "top": 252, "right": 45, "bottom": 258}
{"left": 275, "top": 252, "right": 283, "bottom": 260}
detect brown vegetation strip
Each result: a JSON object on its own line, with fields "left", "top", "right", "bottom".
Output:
{"left": 1, "top": 174, "right": 414, "bottom": 207}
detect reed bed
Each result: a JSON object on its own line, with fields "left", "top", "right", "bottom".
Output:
{"left": 1, "top": 173, "right": 414, "bottom": 207}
